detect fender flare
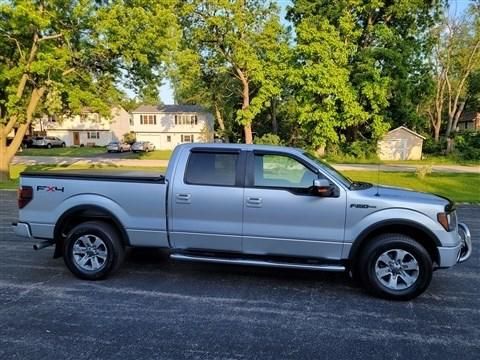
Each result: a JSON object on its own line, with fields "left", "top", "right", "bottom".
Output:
{"left": 349, "top": 218, "right": 442, "bottom": 261}
{"left": 53, "top": 204, "right": 130, "bottom": 258}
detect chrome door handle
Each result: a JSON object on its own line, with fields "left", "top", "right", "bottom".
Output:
{"left": 176, "top": 193, "right": 191, "bottom": 204}
{"left": 246, "top": 197, "right": 263, "bottom": 207}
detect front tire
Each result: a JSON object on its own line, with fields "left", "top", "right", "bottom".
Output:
{"left": 63, "top": 221, "right": 125, "bottom": 280}
{"left": 357, "top": 234, "right": 432, "bottom": 300}
{"left": 47, "top": 143, "right": 52, "bottom": 149}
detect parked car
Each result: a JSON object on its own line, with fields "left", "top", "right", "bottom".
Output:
{"left": 106, "top": 141, "right": 131, "bottom": 153}
{"left": 13, "top": 144, "right": 472, "bottom": 300}
{"left": 131, "top": 141, "right": 155, "bottom": 153}
{"left": 22, "top": 135, "right": 34, "bottom": 148}
{"left": 32, "top": 136, "right": 65, "bottom": 148}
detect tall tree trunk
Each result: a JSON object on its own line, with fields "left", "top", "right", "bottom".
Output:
{"left": 0, "top": 87, "right": 46, "bottom": 182}
{"left": 433, "top": 123, "right": 441, "bottom": 142}
{"left": 0, "top": 131, "right": 10, "bottom": 182}
{"left": 235, "top": 67, "right": 253, "bottom": 144}
{"left": 214, "top": 103, "right": 228, "bottom": 142}
{"left": 451, "top": 101, "right": 466, "bottom": 136}
{"left": 271, "top": 98, "right": 278, "bottom": 134}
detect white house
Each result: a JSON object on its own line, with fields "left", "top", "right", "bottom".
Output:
{"left": 130, "top": 104, "right": 214, "bottom": 149}
{"left": 36, "top": 107, "right": 130, "bottom": 147}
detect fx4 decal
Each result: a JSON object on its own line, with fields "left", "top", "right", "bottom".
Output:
{"left": 37, "top": 185, "right": 64, "bottom": 193}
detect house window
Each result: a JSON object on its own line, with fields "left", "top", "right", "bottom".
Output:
{"left": 140, "top": 114, "right": 157, "bottom": 125}
{"left": 129, "top": 117, "right": 134, "bottom": 126}
{"left": 181, "top": 134, "right": 194, "bottom": 143}
{"left": 167, "top": 135, "right": 171, "bottom": 142}
{"left": 87, "top": 131, "right": 100, "bottom": 139}
{"left": 174, "top": 114, "right": 198, "bottom": 125}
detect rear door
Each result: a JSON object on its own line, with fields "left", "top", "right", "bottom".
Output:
{"left": 170, "top": 148, "right": 245, "bottom": 252}
{"left": 242, "top": 151, "right": 346, "bottom": 259}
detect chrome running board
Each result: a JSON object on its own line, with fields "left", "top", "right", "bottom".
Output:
{"left": 170, "top": 253, "right": 345, "bottom": 272}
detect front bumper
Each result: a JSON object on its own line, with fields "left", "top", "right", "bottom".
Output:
{"left": 12, "top": 222, "right": 32, "bottom": 239}
{"left": 437, "top": 222, "right": 472, "bottom": 267}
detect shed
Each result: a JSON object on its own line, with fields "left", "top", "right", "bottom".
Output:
{"left": 377, "top": 126, "right": 425, "bottom": 161}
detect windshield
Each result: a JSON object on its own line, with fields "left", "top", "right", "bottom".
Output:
{"left": 303, "top": 152, "right": 353, "bottom": 188}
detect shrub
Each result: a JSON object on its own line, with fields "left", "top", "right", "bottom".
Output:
{"left": 423, "top": 137, "right": 447, "bottom": 155}
{"left": 253, "top": 133, "right": 283, "bottom": 145}
{"left": 123, "top": 131, "right": 136, "bottom": 145}
{"left": 325, "top": 140, "right": 379, "bottom": 163}
{"left": 415, "top": 165, "right": 432, "bottom": 179}
{"left": 454, "top": 132, "right": 480, "bottom": 161}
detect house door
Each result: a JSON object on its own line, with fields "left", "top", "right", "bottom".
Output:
{"left": 73, "top": 132, "right": 80, "bottom": 146}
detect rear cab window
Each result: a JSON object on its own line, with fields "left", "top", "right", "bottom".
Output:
{"left": 185, "top": 151, "right": 239, "bottom": 186}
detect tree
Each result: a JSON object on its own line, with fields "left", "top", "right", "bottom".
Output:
{"left": 287, "top": 0, "right": 441, "bottom": 149}
{"left": 0, "top": 0, "right": 179, "bottom": 181}
{"left": 426, "top": 2, "right": 480, "bottom": 142}
{"left": 179, "top": 0, "right": 288, "bottom": 144}
{"left": 171, "top": 46, "right": 238, "bottom": 141}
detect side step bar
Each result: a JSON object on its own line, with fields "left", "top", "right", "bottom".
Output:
{"left": 170, "top": 253, "right": 345, "bottom": 272}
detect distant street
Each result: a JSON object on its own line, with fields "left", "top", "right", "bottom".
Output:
{"left": 12, "top": 155, "right": 480, "bottom": 173}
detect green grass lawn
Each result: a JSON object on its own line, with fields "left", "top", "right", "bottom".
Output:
{"left": 19, "top": 147, "right": 173, "bottom": 160}
{"left": 19, "top": 146, "right": 106, "bottom": 157}
{"left": 326, "top": 155, "right": 479, "bottom": 166}
{"left": 344, "top": 171, "right": 480, "bottom": 203}
{"left": 0, "top": 164, "right": 166, "bottom": 190}
{"left": 126, "top": 150, "right": 172, "bottom": 160}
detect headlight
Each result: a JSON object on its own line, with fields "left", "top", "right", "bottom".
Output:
{"left": 437, "top": 211, "right": 457, "bottom": 232}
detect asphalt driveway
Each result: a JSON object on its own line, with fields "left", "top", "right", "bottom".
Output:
{"left": 0, "top": 190, "right": 479, "bottom": 359}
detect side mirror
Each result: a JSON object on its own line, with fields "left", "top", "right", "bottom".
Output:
{"left": 313, "top": 179, "right": 334, "bottom": 197}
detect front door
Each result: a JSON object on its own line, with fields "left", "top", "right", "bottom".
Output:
{"left": 170, "top": 148, "right": 245, "bottom": 252}
{"left": 242, "top": 152, "right": 346, "bottom": 260}
{"left": 73, "top": 132, "right": 80, "bottom": 146}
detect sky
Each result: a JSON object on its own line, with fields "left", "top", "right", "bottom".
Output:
{"left": 159, "top": 0, "right": 472, "bottom": 104}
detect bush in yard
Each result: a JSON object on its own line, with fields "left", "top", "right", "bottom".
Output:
{"left": 123, "top": 132, "right": 136, "bottom": 145}
{"left": 454, "top": 132, "right": 480, "bottom": 161}
{"left": 254, "top": 133, "right": 283, "bottom": 146}
{"left": 325, "top": 140, "right": 379, "bottom": 163}
{"left": 415, "top": 165, "right": 433, "bottom": 179}
{"left": 423, "top": 137, "right": 447, "bottom": 155}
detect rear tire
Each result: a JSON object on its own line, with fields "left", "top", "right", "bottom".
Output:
{"left": 63, "top": 221, "right": 125, "bottom": 280}
{"left": 357, "top": 233, "right": 432, "bottom": 300}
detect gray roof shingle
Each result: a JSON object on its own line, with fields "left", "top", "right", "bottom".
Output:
{"left": 132, "top": 104, "right": 207, "bottom": 113}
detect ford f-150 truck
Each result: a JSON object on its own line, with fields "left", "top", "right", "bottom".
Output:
{"left": 13, "top": 144, "right": 472, "bottom": 300}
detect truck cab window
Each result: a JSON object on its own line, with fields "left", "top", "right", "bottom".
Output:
{"left": 254, "top": 154, "right": 317, "bottom": 189}
{"left": 185, "top": 152, "right": 238, "bottom": 186}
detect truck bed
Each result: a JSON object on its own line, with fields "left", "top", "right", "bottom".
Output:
{"left": 18, "top": 169, "right": 169, "bottom": 248}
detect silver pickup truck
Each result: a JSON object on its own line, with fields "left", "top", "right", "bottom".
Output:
{"left": 13, "top": 144, "right": 472, "bottom": 300}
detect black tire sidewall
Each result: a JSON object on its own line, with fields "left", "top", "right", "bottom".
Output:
{"left": 64, "top": 222, "right": 123, "bottom": 280}
{"left": 361, "top": 235, "right": 432, "bottom": 300}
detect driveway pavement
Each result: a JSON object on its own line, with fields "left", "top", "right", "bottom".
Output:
{"left": 0, "top": 190, "right": 479, "bottom": 359}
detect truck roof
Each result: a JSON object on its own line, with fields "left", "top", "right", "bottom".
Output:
{"left": 177, "top": 143, "right": 306, "bottom": 155}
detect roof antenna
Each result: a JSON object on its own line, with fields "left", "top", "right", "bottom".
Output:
{"left": 375, "top": 162, "right": 380, "bottom": 197}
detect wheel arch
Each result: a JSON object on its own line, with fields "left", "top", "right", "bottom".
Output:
{"left": 349, "top": 219, "right": 441, "bottom": 266}
{"left": 53, "top": 205, "right": 130, "bottom": 258}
